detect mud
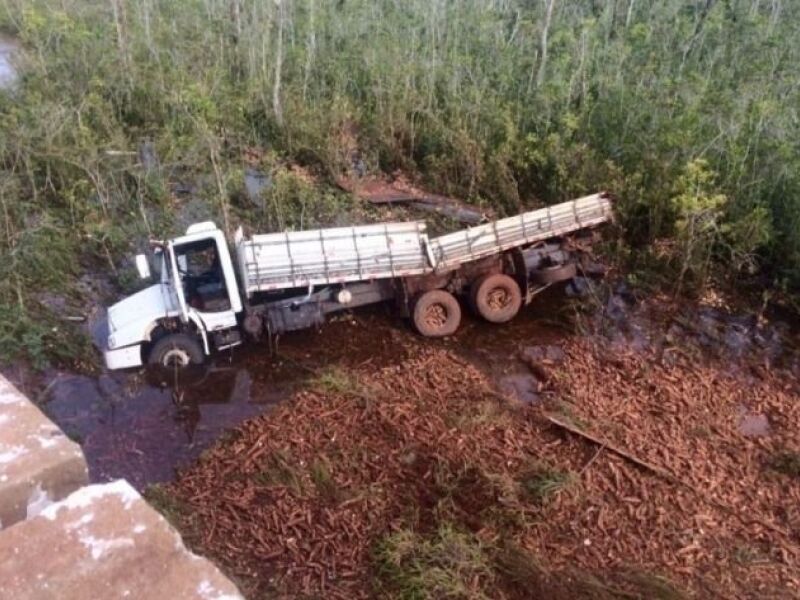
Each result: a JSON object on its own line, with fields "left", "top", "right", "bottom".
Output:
{"left": 738, "top": 406, "right": 771, "bottom": 438}
{"left": 37, "top": 280, "right": 800, "bottom": 491}
{"left": 585, "top": 281, "right": 800, "bottom": 372}
{"left": 496, "top": 373, "right": 541, "bottom": 404}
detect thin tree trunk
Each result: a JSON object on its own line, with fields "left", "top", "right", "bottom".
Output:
{"left": 626, "top": 0, "right": 636, "bottom": 28}
{"left": 302, "top": 0, "right": 316, "bottom": 101}
{"left": 567, "top": 27, "right": 587, "bottom": 109}
{"left": 110, "top": 0, "right": 131, "bottom": 72}
{"left": 535, "top": 0, "right": 556, "bottom": 88}
{"left": 229, "top": 0, "right": 243, "bottom": 79}
{"left": 680, "top": 0, "right": 718, "bottom": 72}
{"left": 769, "top": 0, "right": 781, "bottom": 29}
{"left": 273, "top": 0, "right": 285, "bottom": 127}
{"left": 230, "top": 0, "right": 242, "bottom": 41}
{"left": 607, "top": 0, "right": 618, "bottom": 40}
{"left": 141, "top": 0, "right": 156, "bottom": 59}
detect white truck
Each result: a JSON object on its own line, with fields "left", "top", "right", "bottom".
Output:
{"left": 100, "top": 192, "right": 613, "bottom": 370}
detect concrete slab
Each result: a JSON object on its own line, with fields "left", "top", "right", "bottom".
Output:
{"left": 0, "top": 480, "right": 244, "bottom": 600}
{"left": 0, "top": 375, "right": 88, "bottom": 529}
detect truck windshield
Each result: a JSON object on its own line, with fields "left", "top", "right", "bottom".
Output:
{"left": 172, "top": 239, "right": 231, "bottom": 313}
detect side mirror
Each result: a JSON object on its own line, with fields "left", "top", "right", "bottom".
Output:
{"left": 135, "top": 254, "right": 151, "bottom": 279}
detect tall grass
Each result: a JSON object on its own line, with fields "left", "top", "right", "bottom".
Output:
{"left": 0, "top": 0, "right": 798, "bottom": 366}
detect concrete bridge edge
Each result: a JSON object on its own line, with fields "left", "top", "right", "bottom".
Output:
{"left": 0, "top": 374, "right": 245, "bottom": 599}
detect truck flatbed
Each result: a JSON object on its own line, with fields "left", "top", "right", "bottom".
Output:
{"left": 235, "top": 192, "right": 611, "bottom": 296}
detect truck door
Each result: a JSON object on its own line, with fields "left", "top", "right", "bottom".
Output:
{"left": 171, "top": 236, "right": 238, "bottom": 333}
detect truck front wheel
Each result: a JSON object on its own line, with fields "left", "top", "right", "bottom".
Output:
{"left": 470, "top": 274, "right": 522, "bottom": 323}
{"left": 147, "top": 333, "right": 205, "bottom": 369}
{"left": 412, "top": 290, "right": 461, "bottom": 337}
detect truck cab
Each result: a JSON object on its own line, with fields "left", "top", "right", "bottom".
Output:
{"left": 101, "top": 223, "right": 243, "bottom": 370}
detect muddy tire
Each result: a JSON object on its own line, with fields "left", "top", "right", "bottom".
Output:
{"left": 531, "top": 262, "right": 577, "bottom": 285}
{"left": 412, "top": 290, "right": 462, "bottom": 337}
{"left": 470, "top": 274, "right": 522, "bottom": 324}
{"left": 147, "top": 333, "right": 204, "bottom": 369}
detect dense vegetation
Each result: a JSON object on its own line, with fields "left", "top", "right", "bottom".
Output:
{"left": 0, "top": 0, "right": 798, "bottom": 367}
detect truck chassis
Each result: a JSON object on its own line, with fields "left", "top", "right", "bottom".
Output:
{"left": 244, "top": 234, "right": 600, "bottom": 344}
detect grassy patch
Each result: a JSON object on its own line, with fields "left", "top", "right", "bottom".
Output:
{"left": 255, "top": 449, "right": 304, "bottom": 494}
{"left": 452, "top": 399, "right": 512, "bottom": 431}
{"left": 310, "top": 366, "right": 362, "bottom": 395}
{"left": 0, "top": 302, "right": 96, "bottom": 371}
{"left": 615, "top": 569, "right": 689, "bottom": 600}
{"left": 519, "top": 462, "right": 577, "bottom": 505}
{"left": 310, "top": 457, "right": 342, "bottom": 503}
{"left": 548, "top": 400, "right": 591, "bottom": 431}
{"left": 373, "top": 529, "right": 689, "bottom": 600}
{"left": 372, "top": 525, "right": 493, "bottom": 599}
{"left": 769, "top": 452, "right": 800, "bottom": 478}
{"left": 493, "top": 541, "right": 551, "bottom": 593}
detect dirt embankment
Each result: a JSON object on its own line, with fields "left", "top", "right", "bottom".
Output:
{"left": 163, "top": 308, "right": 800, "bottom": 599}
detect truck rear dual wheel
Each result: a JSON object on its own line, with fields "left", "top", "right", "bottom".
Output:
{"left": 147, "top": 333, "right": 204, "bottom": 369}
{"left": 470, "top": 274, "right": 522, "bottom": 323}
{"left": 531, "top": 262, "right": 577, "bottom": 285}
{"left": 412, "top": 290, "right": 461, "bottom": 337}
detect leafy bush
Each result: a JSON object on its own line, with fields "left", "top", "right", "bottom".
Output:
{"left": 670, "top": 159, "right": 729, "bottom": 291}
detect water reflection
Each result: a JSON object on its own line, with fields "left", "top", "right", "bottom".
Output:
{"left": 43, "top": 362, "right": 266, "bottom": 490}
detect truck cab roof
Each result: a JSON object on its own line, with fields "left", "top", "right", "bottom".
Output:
{"left": 185, "top": 222, "right": 219, "bottom": 235}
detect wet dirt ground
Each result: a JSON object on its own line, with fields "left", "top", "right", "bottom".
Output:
{"left": 37, "top": 293, "right": 568, "bottom": 490}
{"left": 37, "top": 283, "right": 800, "bottom": 491}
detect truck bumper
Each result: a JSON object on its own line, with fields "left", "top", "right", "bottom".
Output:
{"left": 103, "top": 345, "right": 143, "bottom": 370}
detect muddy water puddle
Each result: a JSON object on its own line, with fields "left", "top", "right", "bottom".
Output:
{"left": 41, "top": 310, "right": 424, "bottom": 490}
{"left": 40, "top": 284, "right": 800, "bottom": 490}
{"left": 44, "top": 367, "right": 261, "bottom": 490}
{"left": 441, "top": 298, "right": 570, "bottom": 405}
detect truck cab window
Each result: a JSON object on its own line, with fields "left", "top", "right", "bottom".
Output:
{"left": 173, "top": 239, "right": 231, "bottom": 313}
